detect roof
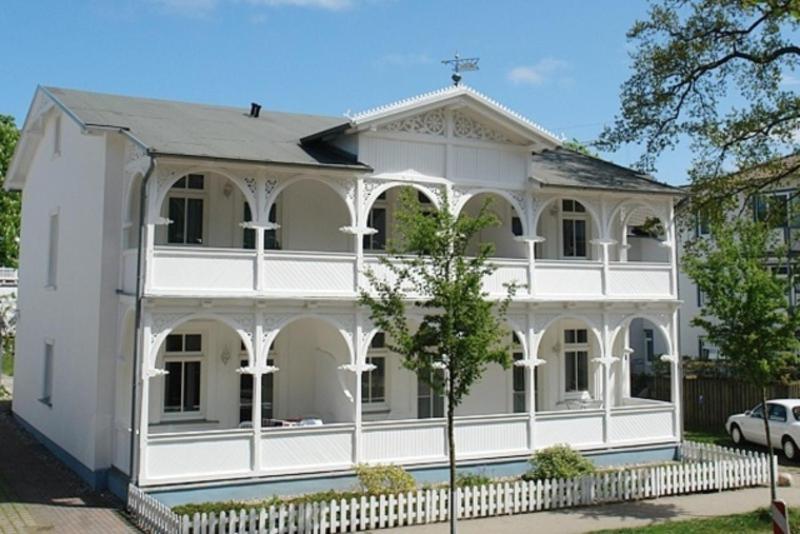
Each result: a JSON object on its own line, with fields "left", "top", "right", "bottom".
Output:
{"left": 42, "top": 86, "right": 367, "bottom": 170}
{"left": 530, "top": 147, "right": 682, "bottom": 195}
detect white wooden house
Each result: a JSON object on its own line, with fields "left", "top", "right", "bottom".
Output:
{"left": 6, "top": 85, "right": 683, "bottom": 501}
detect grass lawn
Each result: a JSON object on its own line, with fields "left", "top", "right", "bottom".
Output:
{"left": 684, "top": 429, "right": 733, "bottom": 447}
{"left": 595, "top": 508, "right": 797, "bottom": 533}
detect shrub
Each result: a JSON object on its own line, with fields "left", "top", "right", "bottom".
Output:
{"left": 522, "top": 444, "right": 596, "bottom": 481}
{"left": 355, "top": 464, "right": 416, "bottom": 494}
{"left": 455, "top": 471, "right": 493, "bottom": 488}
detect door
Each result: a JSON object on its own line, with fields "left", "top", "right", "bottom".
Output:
{"left": 767, "top": 403, "right": 789, "bottom": 449}
{"left": 740, "top": 403, "right": 767, "bottom": 444}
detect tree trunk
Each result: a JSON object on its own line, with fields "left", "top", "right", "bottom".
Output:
{"left": 448, "top": 378, "right": 457, "bottom": 534}
{"left": 761, "top": 388, "right": 777, "bottom": 503}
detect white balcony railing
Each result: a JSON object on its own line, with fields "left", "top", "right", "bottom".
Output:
{"left": 139, "top": 404, "right": 676, "bottom": 486}
{"left": 126, "top": 248, "right": 675, "bottom": 300}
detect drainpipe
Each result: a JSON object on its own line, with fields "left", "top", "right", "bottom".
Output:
{"left": 128, "top": 156, "right": 156, "bottom": 485}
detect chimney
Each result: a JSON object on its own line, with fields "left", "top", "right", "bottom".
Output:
{"left": 249, "top": 102, "right": 262, "bottom": 118}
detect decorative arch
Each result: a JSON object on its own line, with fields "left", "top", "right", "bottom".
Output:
{"left": 267, "top": 176, "right": 356, "bottom": 227}
{"left": 148, "top": 312, "right": 255, "bottom": 370}
{"left": 532, "top": 196, "right": 602, "bottom": 239}
{"left": 454, "top": 189, "right": 529, "bottom": 236}
{"left": 153, "top": 167, "right": 258, "bottom": 222}
{"left": 605, "top": 199, "right": 671, "bottom": 240}
{"left": 262, "top": 313, "right": 355, "bottom": 366}
{"left": 362, "top": 181, "right": 443, "bottom": 221}
{"left": 609, "top": 312, "right": 673, "bottom": 359}
{"left": 532, "top": 313, "right": 604, "bottom": 358}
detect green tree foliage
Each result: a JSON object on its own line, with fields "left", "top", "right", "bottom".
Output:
{"left": 599, "top": 0, "right": 800, "bottom": 216}
{"left": 359, "top": 188, "right": 518, "bottom": 532}
{"left": 0, "top": 115, "right": 20, "bottom": 268}
{"left": 562, "top": 138, "right": 599, "bottom": 157}
{"left": 683, "top": 218, "right": 800, "bottom": 500}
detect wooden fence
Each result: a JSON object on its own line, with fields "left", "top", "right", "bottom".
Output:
{"left": 127, "top": 442, "right": 770, "bottom": 534}
{"left": 638, "top": 376, "right": 800, "bottom": 431}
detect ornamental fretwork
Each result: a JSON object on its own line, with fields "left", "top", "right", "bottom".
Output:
{"left": 382, "top": 110, "right": 446, "bottom": 136}
{"left": 452, "top": 110, "right": 515, "bottom": 143}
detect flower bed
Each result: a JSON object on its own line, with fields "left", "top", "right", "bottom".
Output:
{"left": 128, "top": 442, "right": 772, "bottom": 534}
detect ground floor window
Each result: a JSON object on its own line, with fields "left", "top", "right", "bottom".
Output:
{"left": 163, "top": 333, "right": 203, "bottom": 415}
{"left": 418, "top": 366, "right": 444, "bottom": 419}
{"left": 363, "top": 333, "right": 387, "bottom": 407}
{"left": 512, "top": 333, "right": 526, "bottom": 413}
{"left": 563, "top": 328, "right": 589, "bottom": 393}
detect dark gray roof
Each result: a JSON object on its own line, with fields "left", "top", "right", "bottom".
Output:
{"left": 43, "top": 86, "right": 367, "bottom": 170}
{"left": 531, "top": 147, "right": 681, "bottom": 195}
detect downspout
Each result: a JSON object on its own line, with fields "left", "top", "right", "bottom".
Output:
{"left": 128, "top": 155, "right": 156, "bottom": 485}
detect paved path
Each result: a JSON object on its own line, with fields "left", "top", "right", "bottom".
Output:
{"left": 0, "top": 401, "right": 139, "bottom": 533}
{"left": 383, "top": 485, "right": 800, "bottom": 533}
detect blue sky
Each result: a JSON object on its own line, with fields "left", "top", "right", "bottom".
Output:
{"left": 3, "top": 0, "right": 691, "bottom": 184}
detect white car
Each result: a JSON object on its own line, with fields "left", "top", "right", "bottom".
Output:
{"left": 726, "top": 399, "right": 800, "bottom": 460}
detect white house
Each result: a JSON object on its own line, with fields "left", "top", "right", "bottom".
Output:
{"left": 6, "top": 85, "right": 683, "bottom": 502}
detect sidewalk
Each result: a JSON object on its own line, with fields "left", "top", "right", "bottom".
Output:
{"left": 0, "top": 400, "right": 139, "bottom": 533}
{"left": 383, "top": 485, "right": 800, "bottom": 533}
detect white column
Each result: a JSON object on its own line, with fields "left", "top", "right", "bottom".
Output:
{"left": 353, "top": 314, "right": 364, "bottom": 464}
{"left": 622, "top": 328, "right": 632, "bottom": 399}
{"left": 137, "top": 317, "right": 154, "bottom": 484}
{"left": 601, "top": 315, "right": 613, "bottom": 444}
{"left": 251, "top": 312, "right": 264, "bottom": 472}
{"left": 669, "top": 309, "right": 682, "bottom": 440}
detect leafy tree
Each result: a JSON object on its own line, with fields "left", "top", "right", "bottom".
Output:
{"left": 682, "top": 218, "right": 800, "bottom": 502}
{"left": 0, "top": 115, "right": 20, "bottom": 268}
{"left": 562, "top": 138, "right": 599, "bottom": 157}
{"left": 359, "top": 188, "right": 518, "bottom": 533}
{"left": 598, "top": 0, "right": 800, "bottom": 216}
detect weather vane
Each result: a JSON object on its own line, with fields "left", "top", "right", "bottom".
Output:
{"left": 441, "top": 53, "right": 479, "bottom": 86}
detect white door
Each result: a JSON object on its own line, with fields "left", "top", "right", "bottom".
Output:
{"left": 740, "top": 403, "right": 767, "bottom": 445}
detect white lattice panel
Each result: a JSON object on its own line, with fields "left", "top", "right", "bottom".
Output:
{"left": 609, "top": 408, "right": 675, "bottom": 443}
{"left": 147, "top": 432, "right": 252, "bottom": 481}
{"left": 454, "top": 417, "right": 528, "bottom": 457}
{"left": 362, "top": 422, "right": 446, "bottom": 463}
{"left": 261, "top": 427, "right": 354, "bottom": 471}
{"left": 264, "top": 254, "right": 355, "bottom": 294}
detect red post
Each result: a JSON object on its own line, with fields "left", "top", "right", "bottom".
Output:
{"left": 772, "top": 500, "right": 790, "bottom": 534}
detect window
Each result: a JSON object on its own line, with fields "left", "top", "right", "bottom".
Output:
{"left": 167, "top": 175, "right": 204, "bottom": 245}
{"left": 418, "top": 358, "right": 444, "bottom": 419}
{"left": 512, "top": 333, "right": 525, "bottom": 413}
{"left": 753, "top": 192, "right": 800, "bottom": 229}
{"left": 243, "top": 202, "right": 280, "bottom": 250}
{"left": 511, "top": 215, "right": 523, "bottom": 237}
{"left": 46, "top": 211, "right": 59, "bottom": 288}
{"left": 561, "top": 200, "right": 587, "bottom": 258}
{"left": 363, "top": 333, "right": 387, "bottom": 406}
{"left": 697, "top": 287, "right": 706, "bottom": 307}
{"left": 644, "top": 329, "right": 655, "bottom": 362}
{"left": 768, "top": 403, "right": 787, "bottom": 423}
{"left": 698, "top": 337, "right": 719, "bottom": 360}
{"left": 53, "top": 115, "right": 61, "bottom": 156}
{"left": 163, "top": 334, "right": 202, "bottom": 415}
{"left": 41, "top": 341, "right": 54, "bottom": 406}
{"left": 364, "top": 192, "right": 387, "bottom": 251}
{"left": 750, "top": 403, "right": 765, "bottom": 419}
{"left": 239, "top": 358, "right": 274, "bottom": 423}
{"left": 564, "top": 328, "right": 589, "bottom": 393}
{"left": 695, "top": 211, "right": 710, "bottom": 237}
{"left": 793, "top": 406, "right": 800, "bottom": 421}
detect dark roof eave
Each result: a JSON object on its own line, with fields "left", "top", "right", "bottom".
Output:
{"left": 537, "top": 181, "right": 686, "bottom": 196}
{"left": 299, "top": 122, "right": 353, "bottom": 145}
{"left": 149, "top": 151, "right": 372, "bottom": 172}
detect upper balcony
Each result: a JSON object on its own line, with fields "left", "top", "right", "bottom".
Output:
{"left": 120, "top": 170, "right": 677, "bottom": 301}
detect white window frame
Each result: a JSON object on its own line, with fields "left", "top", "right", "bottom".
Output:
{"left": 46, "top": 209, "right": 59, "bottom": 289}
{"left": 363, "top": 333, "right": 389, "bottom": 412}
{"left": 161, "top": 332, "right": 204, "bottom": 420}
{"left": 559, "top": 200, "right": 588, "bottom": 259}
{"left": 562, "top": 328, "right": 590, "bottom": 396}
{"left": 164, "top": 175, "right": 207, "bottom": 246}
{"left": 41, "top": 339, "right": 54, "bottom": 407}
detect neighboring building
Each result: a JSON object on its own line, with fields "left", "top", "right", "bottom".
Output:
{"left": 0, "top": 268, "right": 17, "bottom": 299}
{"left": 6, "top": 85, "right": 683, "bottom": 503}
{"left": 678, "top": 185, "right": 799, "bottom": 359}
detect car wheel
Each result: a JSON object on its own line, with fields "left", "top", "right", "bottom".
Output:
{"left": 783, "top": 437, "right": 798, "bottom": 461}
{"left": 731, "top": 424, "right": 744, "bottom": 445}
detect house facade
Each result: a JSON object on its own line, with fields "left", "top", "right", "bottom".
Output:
{"left": 7, "top": 85, "right": 683, "bottom": 500}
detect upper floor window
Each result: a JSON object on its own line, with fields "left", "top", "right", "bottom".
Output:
{"left": 695, "top": 212, "right": 710, "bottom": 237}
{"left": 698, "top": 336, "right": 719, "bottom": 360}
{"left": 163, "top": 333, "right": 202, "bottom": 415}
{"left": 563, "top": 328, "right": 589, "bottom": 393}
{"left": 561, "top": 200, "right": 587, "bottom": 258}
{"left": 754, "top": 192, "right": 800, "bottom": 229}
{"left": 46, "top": 211, "right": 59, "bottom": 288}
{"left": 364, "top": 192, "right": 387, "bottom": 251}
{"left": 168, "top": 175, "right": 205, "bottom": 245}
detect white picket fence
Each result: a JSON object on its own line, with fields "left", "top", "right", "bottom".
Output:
{"left": 128, "top": 441, "right": 772, "bottom": 534}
